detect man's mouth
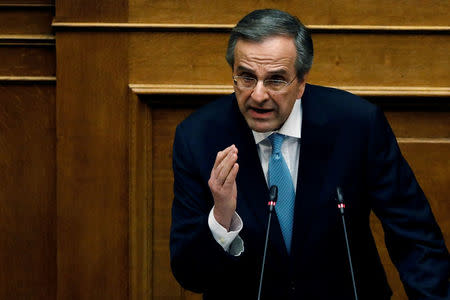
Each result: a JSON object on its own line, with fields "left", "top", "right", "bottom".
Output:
{"left": 250, "top": 107, "right": 274, "bottom": 114}
{"left": 248, "top": 107, "right": 275, "bottom": 118}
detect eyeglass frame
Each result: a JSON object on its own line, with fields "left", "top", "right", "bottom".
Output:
{"left": 232, "top": 75, "right": 298, "bottom": 92}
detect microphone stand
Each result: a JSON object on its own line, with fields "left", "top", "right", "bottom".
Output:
{"left": 257, "top": 185, "right": 278, "bottom": 300}
{"left": 336, "top": 187, "right": 358, "bottom": 300}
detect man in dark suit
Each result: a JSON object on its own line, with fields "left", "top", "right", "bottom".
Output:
{"left": 170, "top": 9, "right": 449, "bottom": 299}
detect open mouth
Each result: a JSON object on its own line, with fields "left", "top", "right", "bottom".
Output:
{"left": 250, "top": 107, "right": 274, "bottom": 114}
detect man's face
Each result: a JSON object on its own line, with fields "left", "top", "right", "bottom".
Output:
{"left": 233, "top": 36, "right": 306, "bottom": 132}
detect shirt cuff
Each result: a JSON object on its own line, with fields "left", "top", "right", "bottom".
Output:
{"left": 208, "top": 207, "right": 244, "bottom": 256}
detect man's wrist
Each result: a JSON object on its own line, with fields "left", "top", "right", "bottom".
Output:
{"left": 213, "top": 206, "right": 234, "bottom": 231}
{"left": 208, "top": 207, "right": 243, "bottom": 253}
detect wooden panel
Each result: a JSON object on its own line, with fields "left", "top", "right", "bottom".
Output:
{"left": 183, "top": 290, "right": 202, "bottom": 300}
{"left": 151, "top": 106, "right": 194, "bottom": 299}
{"left": 129, "top": 32, "right": 450, "bottom": 88}
{"left": 129, "top": 0, "right": 450, "bottom": 26}
{"left": 311, "top": 33, "right": 450, "bottom": 87}
{"left": 129, "top": 32, "right": 229, "bottom": 84}
{"left": 0, "top": 84, "right": 56, "bottom": 299}
{"left": 129, "top": 91, "right": 152, "bottom": 300}
{"left": 56, "top": 32, "right": 129, "bottom": 300}
{"left": 55, "top": 0, "right": 127, "bottom": 22}
{"left": 0, "top": 7, "right": 53, "bottom": 34}
{"left": 0, "top": 1, "right": 53, "bottom": 4}
{"left": 0, "top": 45, "right": 55, "bottom": 76}
{"left": 130, "top": 84, "right": 450, "bottom": 99}
{"left": 385, "top": 111, "right": 450, "bottom": 138}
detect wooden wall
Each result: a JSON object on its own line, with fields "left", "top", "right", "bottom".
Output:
{"left": 0, "top": 0, "right": 449, "bottom": 299}
{"left": 0, "top": 1, "right": 56, "bottom": 299}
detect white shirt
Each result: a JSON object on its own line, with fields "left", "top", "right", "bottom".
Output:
{"left": 208, "top": 99, "right": 303, "bottom": 255}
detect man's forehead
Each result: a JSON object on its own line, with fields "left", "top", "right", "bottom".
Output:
{"left": 234, "top": 36, "right": 296, "bottom": 58}
{"left": 233, "top": 36, "right": 297, "bottom": 72}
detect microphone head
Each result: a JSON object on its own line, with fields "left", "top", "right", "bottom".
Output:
{"left": 269, "top": 185, "right": 278, "bottom": 203}
{"left": 336, "top": 187, "right": 344, "bottom": 204}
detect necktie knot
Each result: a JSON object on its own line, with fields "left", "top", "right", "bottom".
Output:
{"left": 269, "top": 133, "right": 285, "bottom": 154}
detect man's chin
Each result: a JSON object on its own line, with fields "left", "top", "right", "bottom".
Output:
{"left": 247, "top": 119, "right": 279, "bottom": 133}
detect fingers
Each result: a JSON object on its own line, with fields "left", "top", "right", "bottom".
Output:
{"left": 212, "top": 144, "right": 237, "bottom": 170}
{"left": 223, "top": 162, "right": 239, "bottom": 188}
{"left": 217, "top": 151, "right": 237, "bottom": 185}
{"left": 208, "top": 145, "right": 239, "bottom": 230}
{"left": 211, "top": 145, "right": 238, "bottom": 186}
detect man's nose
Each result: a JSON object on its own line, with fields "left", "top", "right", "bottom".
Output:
{"left": 251, "top": 80, "right": 269, "bottom": 103}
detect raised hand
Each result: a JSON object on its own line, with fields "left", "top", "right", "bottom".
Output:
{"left": 208, "top": 145, "right": 239, "bottom": 231}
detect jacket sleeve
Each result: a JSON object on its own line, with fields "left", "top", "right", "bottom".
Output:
{"left": 169, "top": 122, "right": 242, "bottom": 293}
{"left": 367, "top": 107, "right": 450, "bottom": 300}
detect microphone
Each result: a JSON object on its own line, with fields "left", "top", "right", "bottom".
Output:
{"left": 336, "top": 187, "right": 358, "bottom": 300}
{"left": 257, "top": 185, "right": 278, "bottom": 300}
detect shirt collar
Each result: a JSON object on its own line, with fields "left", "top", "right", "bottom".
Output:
{"left": 252, "top": 98, "right": 302, "bottom": 144}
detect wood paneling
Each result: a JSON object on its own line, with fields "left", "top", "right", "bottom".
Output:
{"left": 0, "top": 84, "right": 56, "bottom": 300}
{"left": 386, "top": 111, "right": 450, "bottom": 138}
{"left": 0, "top": 0, "right": 56, "bottom": 298}
{"left": 129, "top": 32, "right": 229, "bottom": 85}
{"left": 129, "top": 91, "right": 152, "bottom": 300}
{"left": 55, "top": 0, "right": 127, "bottom": 22}
{"left": 0, "top": 7, "right": 53, "bottom": 34}
{"left": 129, "top": 0, "right": 450, "bottom": 26}
{"left": 151, "top": 106, "right": 193, "bottom": 299}
{"left": 0, "top": 35, "right": 54, "bottom": 45}
{"left": 0, "top": 76, "right": 55, "bottom": 82}
{"left": 0, "top": 1, "right": 53, "bottom": 4}
{"left": 0, "top": 45, "right": 55, "bottom": 76}
{"left": 129, "top": 32, "right": 450, "bottom": 88}
{"left": 311, "top": 33, "right": 450, "bottom": 87}
{"left": 129, "top": 84, "right": 450, "bottom": 99}
{"left": 50, "top": 23, "right": 450, "bottom": 33}
{"left": 56, "top": 32, "right": 129, "bottom": 300}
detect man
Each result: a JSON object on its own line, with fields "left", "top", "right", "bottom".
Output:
{"left": 170, "top": 9, "right": 449, "bottom": 300}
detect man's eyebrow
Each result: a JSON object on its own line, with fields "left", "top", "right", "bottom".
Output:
{"left": 235, "top": 66, "right": 254, "bottom": 73}
{"left": 235, "top": 66, "right": 289, "bottom": 76}
{"left": 266, "top": 69, "right": 288, "bottom": 76}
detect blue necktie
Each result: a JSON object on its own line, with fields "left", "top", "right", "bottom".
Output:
{"left": 268, "top": 133, "right": 296, "bottom": 254}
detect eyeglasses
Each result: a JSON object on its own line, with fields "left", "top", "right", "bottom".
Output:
{"left": 232, "top": 75, "right": 297, "bottom": 92}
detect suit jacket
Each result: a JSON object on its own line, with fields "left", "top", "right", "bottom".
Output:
{"left": 170, "top": 84, "right": 449, "bottom": 300}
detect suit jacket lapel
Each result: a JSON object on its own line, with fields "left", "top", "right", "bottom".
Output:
{"left": 291, "top": 85, "right": 337, "bottom": 259}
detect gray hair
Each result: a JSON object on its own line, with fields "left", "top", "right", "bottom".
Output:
{"left": 225, "top": 9, "right": 314, "bottom": 80}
